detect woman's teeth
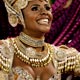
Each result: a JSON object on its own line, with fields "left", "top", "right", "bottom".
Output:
{"left": 37, "top": 19, "right": 49, "bottom": 25}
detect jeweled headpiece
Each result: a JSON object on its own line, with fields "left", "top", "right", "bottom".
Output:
{"left": 3, "top": 0, "right": 50, "bottom": 28}
{"left": 3, "top": 0, "right": 32, "bottom": 27}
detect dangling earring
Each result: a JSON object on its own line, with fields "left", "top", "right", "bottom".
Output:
{"left": 8, "top": 13, "right": 18, "bottom": 27}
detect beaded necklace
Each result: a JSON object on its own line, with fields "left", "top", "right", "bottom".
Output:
{"left": 19, "top": 32, "right": 45, "bottom": 47}
{"left": 12, "top": 37, "right": 54, "bottom": 67}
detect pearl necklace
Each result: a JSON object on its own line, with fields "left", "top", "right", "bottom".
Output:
{"left": 12, "top": 37, "right": 54, "bottom": 67}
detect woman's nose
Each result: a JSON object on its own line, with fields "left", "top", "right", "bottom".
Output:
{"left": 40, "top": 8, "right": 48, "bottom": 15}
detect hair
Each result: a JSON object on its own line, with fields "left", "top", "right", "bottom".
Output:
{"left": 0, "top": 0, "right": 23, "bottom": 40}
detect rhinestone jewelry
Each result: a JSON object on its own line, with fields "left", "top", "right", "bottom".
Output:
{"left": 11, "top": 66, "right": 34, "bottom": 80}
{"left": 19, "top": 32, "right": 45, "bottom": 47}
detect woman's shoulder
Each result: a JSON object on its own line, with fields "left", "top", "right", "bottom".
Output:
{"left": 0, "top": 39, "right": 14, "bottom": 73}
{"left": 0, "top": 39, "right": 14, "bottom": 57}
{"left": 49, "top": 44, "right": 79, "bottom": 61}
{"left": 50, "top": 44, "right": 80, "bottom": 74}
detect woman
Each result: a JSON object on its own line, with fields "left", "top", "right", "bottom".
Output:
{"left": 0, "top": 0, "right": 80, "bottom": 80}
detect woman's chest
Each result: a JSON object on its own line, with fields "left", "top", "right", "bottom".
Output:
{"left": 32, "top": 62, "right": 55, "bottom": 80}
{"left": 12, "top": 55, "right": 55, "bottom": 80}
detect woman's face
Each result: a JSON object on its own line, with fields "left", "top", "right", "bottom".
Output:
{"left": 22, "top": 0, "right": 53, "bottom": 37}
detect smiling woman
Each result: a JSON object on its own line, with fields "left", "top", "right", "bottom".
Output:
{"left": 0, "top": 0, "right": 80, "bottom": 80}
{"left": 22, "top": 0, "right": 53, "bottom": 37}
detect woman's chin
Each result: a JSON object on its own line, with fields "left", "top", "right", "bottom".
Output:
{"left": 41, "top": 28, "right": 51, "bottom": 33}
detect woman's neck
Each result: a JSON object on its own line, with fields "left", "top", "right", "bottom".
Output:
{"left": 19, "top": 32, "right": 45, "bottom": 47}
{"left": 23, "top": 29, "right": 45, "bottom": 39}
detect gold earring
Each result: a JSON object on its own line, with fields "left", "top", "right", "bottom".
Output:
{"left": 8, "top": 13, "right": 18, "bottom": 27}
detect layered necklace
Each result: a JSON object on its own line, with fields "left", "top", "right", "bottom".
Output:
{"left": 12, "top": 32, "right": 54, "bottom": 67}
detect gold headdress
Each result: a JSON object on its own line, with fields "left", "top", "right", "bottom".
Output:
{"left": 3, "top": 0, "right": 50, "bottom": 27}
{"left": 3, "top": 0, "right": 32, "bottom": 27}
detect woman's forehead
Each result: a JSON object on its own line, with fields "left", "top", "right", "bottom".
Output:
{"left": 27, "top": 0, "right": 50, "bottom": 7}
{"left": 28, "top": 0, "right": 50, "bottom": 5}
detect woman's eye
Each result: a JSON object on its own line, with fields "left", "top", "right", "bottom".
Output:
{"left": 45, "top": 6, "right": 51, "bottom": 11}
{"left": 31, "top": 6, "right": 39, "bottom": 11}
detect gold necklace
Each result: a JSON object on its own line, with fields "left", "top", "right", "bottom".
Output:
{"left": 19, "top": 32, "right": 45, "bottom": 47}
{"left": 12, "top": 37, "right": 54, "bottom": 67}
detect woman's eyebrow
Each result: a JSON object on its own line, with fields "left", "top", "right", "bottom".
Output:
{"left": 44, "top": 4, "right": 50, "bottom": 6}
{"left": 31, "top": 4, "right": 40, "bottom": 7}
{"left": 31, "top": 3, "right": 50, "bottom": 7}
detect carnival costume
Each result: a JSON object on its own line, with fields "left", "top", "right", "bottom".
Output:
{"left": 0, "top": 0, "right": 80, "bottom": 80}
